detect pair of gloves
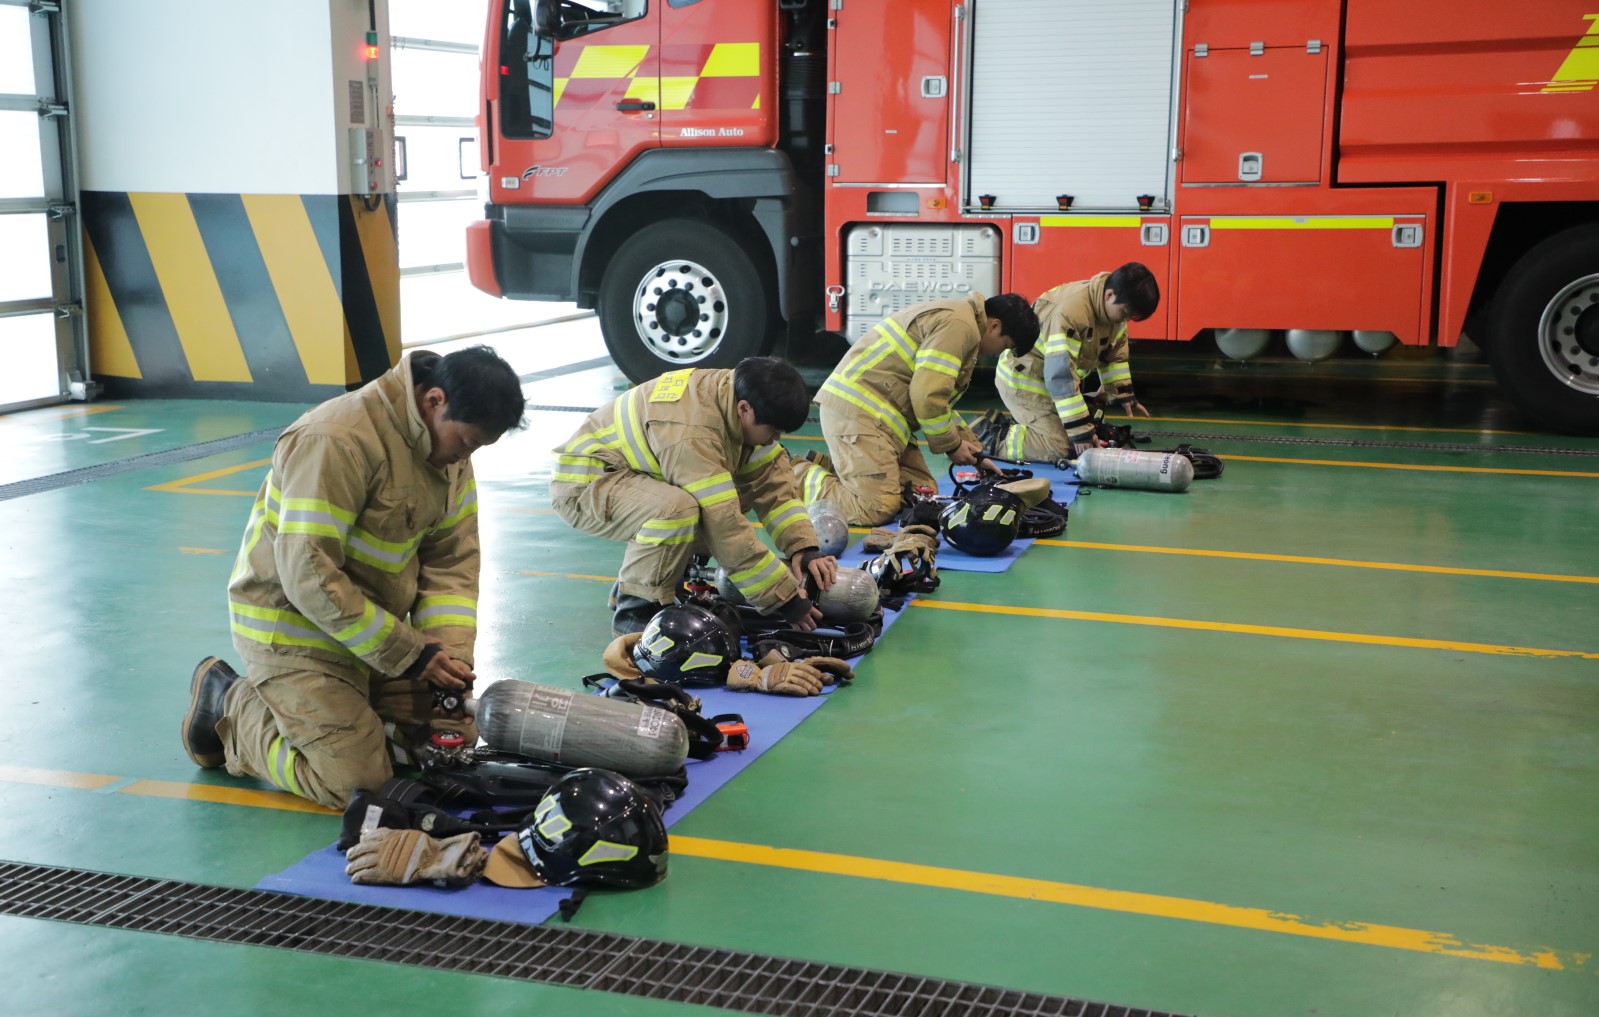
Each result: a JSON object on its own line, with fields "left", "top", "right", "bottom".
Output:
{"left": 602, "top": 632, "right": 853, "bottom": 698}
{"left": 345, "top": 827, "right": 487, "bottom": 886}
{"left": 864, "top": 523, "right": 941, "bottom": 571}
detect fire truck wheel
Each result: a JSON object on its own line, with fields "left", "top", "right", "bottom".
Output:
{"left": 599, "top": 218, "right": 772, "bottom": 382}
{"left": 1486, "top": 225, "right": 1599, "bottom": 436}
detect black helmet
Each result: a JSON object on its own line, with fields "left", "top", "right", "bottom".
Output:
{"left": 518, "top": 768, "right": 668, "bottom": 889}
{"left": 632, "top": 603, "right": 739, "bottom": 686}
{"left": 939, "top": 483, "right": 1024, "bottom": 557}
{"left": 864, "top": 548, "right": 939, "bottom": 596}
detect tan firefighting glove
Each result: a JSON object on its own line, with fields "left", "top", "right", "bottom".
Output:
{"left": 862, "top": 527, "right": 898, "bottom": 554}
{"left": 603, "top": 632, "right": 643, "bottom": 680}
{"left": 345, "top": 828, "right": 488, "bottom": 886}
{"left": 726, "top": 657, "right": 824, "bottom": 696}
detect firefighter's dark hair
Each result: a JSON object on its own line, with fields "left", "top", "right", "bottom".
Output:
{"left": 414, "top": 345, "right": 528, "bottom": 435}
{"left": 1107, "top": 262, "right": 1161, "bottom": 321}
{"left": 984, "top": 293, "right": 1041, "bottom": 357}
{"left": 734, "top": 356, "right": 810, "bottom": 433}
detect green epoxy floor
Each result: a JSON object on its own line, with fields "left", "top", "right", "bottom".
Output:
{"left": 2, "top": 327, "right": 1597, "bottom": 1016}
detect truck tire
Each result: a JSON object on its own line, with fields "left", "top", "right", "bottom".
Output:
{"left": 598, "top": 218, "right": 772, "bottom": 383}
{"left": 1485, "top": 226, "right": 1599, "bottom": 435}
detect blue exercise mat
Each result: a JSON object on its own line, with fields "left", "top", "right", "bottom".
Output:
{"left": 255, "top": 601, "right": 911, "bottom": 924}
{"left": 837, "top": 462, "right": 1080, "bottom": 573}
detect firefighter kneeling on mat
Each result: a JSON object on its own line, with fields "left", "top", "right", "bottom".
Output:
{"left": 793, "top": 292, "right": 1040, "bottom": 526}
{"left": 976, "top": 263, "right": 1160, "bottom": 462}
{"left": 180, "top": 346, "right": 528, "bottom": 810}
{"left": 551, "top": 357, "right": 838, "bottom": 637}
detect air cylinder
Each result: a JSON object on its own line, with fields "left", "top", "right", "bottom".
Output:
{"left": 1075, "top": 448, "right": 1194, "bottom": 492}
{"left": 808, "top": 499, "right": 849, "bottom": 557}
{"left": 471, "top": 680, "right": 688, "bottom": 777}
{"left": 715, "top": 564, "right": 879, "bottom": 621}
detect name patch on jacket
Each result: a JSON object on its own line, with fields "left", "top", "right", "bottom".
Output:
{"left": 650, "top": 370, "right": 694, "bottom": 403}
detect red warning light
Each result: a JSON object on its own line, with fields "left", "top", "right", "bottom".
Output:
{"left": 364, "top": 43, "right": 380, "bottom": 61}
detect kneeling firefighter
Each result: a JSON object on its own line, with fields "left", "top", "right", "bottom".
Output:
{"left": 550, "top": 358, "right": 839, "bottom": 636}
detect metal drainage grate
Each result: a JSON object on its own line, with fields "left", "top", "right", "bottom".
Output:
{"left": 0, "top": 426, "right": 285, "bottom": 501}
{"left": 0, "top": 861, "right": 1195, "bottom": 1017}
{"left": 1140, "top": 429, "right": 1599, "bottom": 458}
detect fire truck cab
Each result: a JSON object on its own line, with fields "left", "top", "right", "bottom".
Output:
{"left": 469, "top": 0, "right": 1599, "bottom": 434}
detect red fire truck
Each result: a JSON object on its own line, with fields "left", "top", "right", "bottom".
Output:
{"left": 468, "top": 0, "right": 1599, "bottom": 434}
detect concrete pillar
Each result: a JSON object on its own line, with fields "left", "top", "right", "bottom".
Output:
{"left": 73, "top": 0, "right": 399, "bottom": 401}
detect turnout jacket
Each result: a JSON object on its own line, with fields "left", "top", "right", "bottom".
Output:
{"left": 998, "top": 273, "right": 1134, "bottom": 441}
{"left": 550, "top": 368, "right": 818, "bottom": 613}
{"left": 816, "top": 293, "right": 987, "bottom": 455}
{"left": 227, "top": 352, "right": 480, "bottom": 681}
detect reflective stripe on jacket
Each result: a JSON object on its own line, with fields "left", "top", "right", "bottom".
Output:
{"left": 549, "top": 368, "right": 817, "bottom": 613}
{"left": 816, "top": 294, "right": 987, "bottom": 454}
{"left": 997, "top": 273, "right": 1133, "bottom": 440}
{"left": 227, "top": 352, "right": 479, "bottom": 678}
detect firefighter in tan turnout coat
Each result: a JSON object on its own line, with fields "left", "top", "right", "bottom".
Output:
{"left": 793, "top": 292, "right": 1041, "bottom": 526}
{"left": 984, "top": 263, "right": 1160, "bottom": 462}
{"left": 551, "top": 357, "right": 838, "bottom": 635}
{"left": 179, "top": 347, "right": 528, "bottom": 809}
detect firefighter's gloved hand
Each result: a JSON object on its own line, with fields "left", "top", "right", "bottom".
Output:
{"left": 726, "top": 657, "right": 824, "bottom": 696}
{"left": 603, "top": 632, "right": 643, "bottom": 680}
{"left": 345, "top": 828, "right": 487, "bottom": 886}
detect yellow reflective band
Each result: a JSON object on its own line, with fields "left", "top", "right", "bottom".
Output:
{"left": 683, "top": 652, "right": 724, "bottom": 672}
{"left": 730, "top": 551, "right": 786, "bottom": 597}
{"left": 635, "top": 514, "right": 698, "bottom": 546}
{"left": 1543, "top": 13, "right": 1599, "bottom": 92}
{"left": 684, "top": 471, "right": 738, "bottom": 508}
{"left": 819, "top": 377, "right": 911, "bottom": 443}
{"left": 842, "top": 335, "right": 902, "bottom": 382}
{"left": 1056, "top": 395, "right": 1090, "bottom": 422}
{"left": 613, "top": 390, "right": 663, "bottom": 478}
{"left": 801, "top": 462, "right": 829, "bottom": 504}
{"left": 578, "top": 840, "right": 640, "bottom": 866}
{"left": 741, "top": 441, "right": 784, "bottom": 474}
{"left": 1040, "top": 332, "right": 1070, "bottom": 356}
{"left": 1101, "top": 363, "right": 1132, "bottom": 385}
{"left": 569, "top": 44, "right": 648, "bottom": 78}
{"left": 229, "top": 601, "right": 345, "bottom": 653}
{"left": 437, "top": 479, "right": 478, "bottom": 529}
{"left": 553, "top": 453, "right": 607, "bottom": 484}
{"left": 1039, "top": 215, "right": 1142, "bottom": 228}
{"left": 701, "top": 41, "right": 760, "bottom": 77}
{"left": 877, "top": 319, "right": 916, "bottom": 366}
{"left": 1208, "top": 216, "right": 1395, "bottom": 230}
{"left": 998, "top": 357, "right": 1049, "bottom": 397}
{"left": 763, "top": 499, "right": 807, "bottom": 541}
{"left": 915, "top": 347, "right": 964, "bottom": 378}
{"left": 922, "top": 409, "right": 956, "bottom": 435}
{"left": 414, "top": 594, "right": 477, "bottom": 631}
{"left": 268, "top": 736, "right": 304, "bottom": 798}
{"left": 332, "top": 601, "right": 397, "bottom": 657}
{"left": 1005, "top": 425, "right": 1027, "bottom": 460}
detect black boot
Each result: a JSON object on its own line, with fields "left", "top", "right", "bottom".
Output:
{"left": 972, "top": 408, "right": 1012, "bottom": 457}
{"left": 612, "top": 595, "right": 664, "bottom": 637}
{"left": 182, "top": 656, "right": 241, "bottom": 769}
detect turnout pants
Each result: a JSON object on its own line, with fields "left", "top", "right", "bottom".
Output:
{"left": 798, "top": 403, "right": 937, "bottom": 526}
{"left": 552, "top": 470, "right": 700, "bottom": 605}
{"left": 995, "top": 377, "right": 1076, "bottom": 462}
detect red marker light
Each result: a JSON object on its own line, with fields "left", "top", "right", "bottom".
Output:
{"left": 364, "top": 43, "right": 380, "bottom": 60}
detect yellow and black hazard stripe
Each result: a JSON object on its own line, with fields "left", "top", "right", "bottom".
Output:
{"left": 81, "top": 191, "right": 400, "bottom": 400}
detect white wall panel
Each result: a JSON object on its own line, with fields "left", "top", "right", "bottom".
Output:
{"left": 966, "top": 0, "right": 1179, "bottom": 211}
{"left": 72, "top": 0, "right": 338, "bottom": 193}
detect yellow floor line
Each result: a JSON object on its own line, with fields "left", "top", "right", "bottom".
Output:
{"left": 1037, "top": 540, "right": 1599, "bottom": 585}
{"left": 0, "top": 765, "right": 122, "bottom": 791}
{"left": 118, "top": 778, "right": 335, "bottom": 814}
{"left": 0, "top": 764, "right": 1578, "bottom": 971}
{"left": 911, "top": 599, "right": 1599, "bottom": 660}
{"left": 670, "top": 836, "right": 1581, "bottom": 971}
{"left": 1143, "top": 414, "right": 1539, "bottom": 437}
{"left": 147, "top": 457, "right": 271, "bottom": 494}
{"left": 1219, "top": 453, "right": 1599, "bottom": 478}
{"left": 519, "top": 570, "right": 1597, "bottom": 657}
{"left": 0, "top": 404, "right": 125, "bottom": 423}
